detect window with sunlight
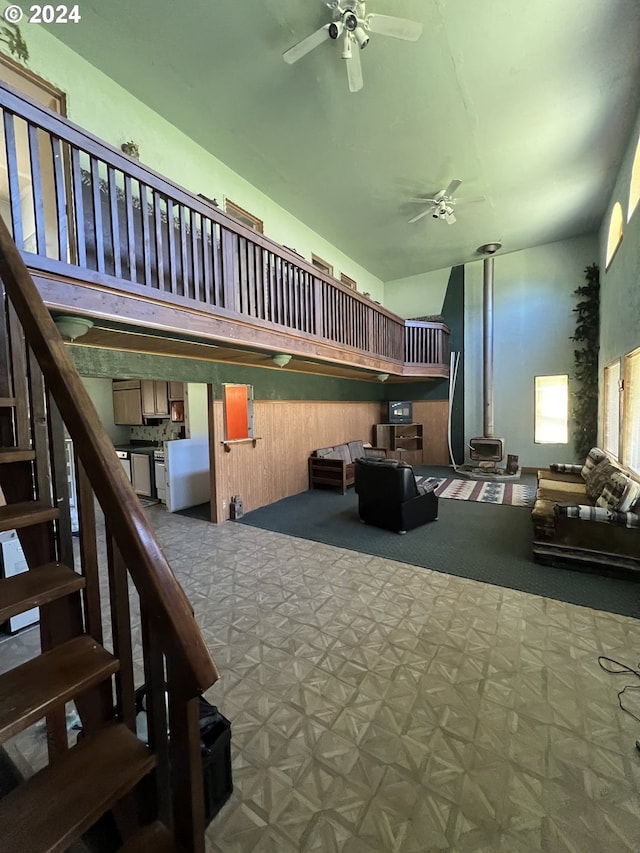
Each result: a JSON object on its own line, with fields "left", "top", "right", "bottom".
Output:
{"left": 622, "top": 349, "right": 640, "bottom": 475}
{"left": 605, "top": 202, "right": 624, "bottom": 269}
{"left": 603, "top": 361, "right": 621, "bottom": 458}
{"left": 534, "top": 375, "right": 569, "bottom": 444}
{"left": 629, "top": 135, "right": 640, "bottom": 222}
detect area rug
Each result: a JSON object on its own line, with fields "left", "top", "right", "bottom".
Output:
{"left": 238, "top": 478, "right": 640, "bottom": 619}
{"left": 418, "top": 476, "right": 535, "bottom": 507}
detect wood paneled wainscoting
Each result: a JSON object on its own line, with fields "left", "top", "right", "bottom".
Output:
{"left": 207, "top": 398, "right": 450, "bottom": 523}
{"left": 209, "top": 400, "right": 380, "bottom": 523}
{"left": 413, "top": 400, "right": 449, "bottom": 466}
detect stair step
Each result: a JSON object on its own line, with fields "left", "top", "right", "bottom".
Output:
{"left": 0, "top": 396, "right": 17, "bottom": 408}
{"left": 0, "top": 562, "right": 85, "bottom": 623}
{"left": 0, "top": 501, "right": 59, "bottom": 532}
{"left": 0, "top": 447, "right": 36, "bottom": 463}
{"left": 0, "top": 723, "right": 156, "bottom": 853}
{"left": 0, "top": 635, "right": 119, "bottom": 743}
{"left": 119, "top": 821, "right": 177, "bottom": 852}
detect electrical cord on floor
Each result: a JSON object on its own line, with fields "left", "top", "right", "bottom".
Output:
{"left": 598, "top": 656, "right": 640, "bottom": 753}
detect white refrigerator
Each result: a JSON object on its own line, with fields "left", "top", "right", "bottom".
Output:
{"left": 165, "top": 438, "right": 210, "bottom": 512}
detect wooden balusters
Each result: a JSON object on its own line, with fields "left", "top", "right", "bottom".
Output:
{"left": 123, "top": 174, "right": 136, "bottom": 281}
{"left": 2, "top": 112, "right": 23, "bottom": 249}
{"left": 210, "top": 220, "right": 223, "bottom": 307}
{"left": 1, "top": 83, "right": 451, "bottom": 378}
{"left": 106, "top": 531, "right": 136, "bottom": 733}
{"left": 50, "top": 136, "right": 69, "bottom": 263}
{"left": 191, "top": 209, "right": 201, "bottom": 303}
{"left": 47, "top": 396, "right": 74, "bottom": 569}
{"left": 26, "top": 124, "right": 46, "bottom": 255}
{"left": 403, "top": 321, "right": 450, "bottom": 365}
{"left": 140, "top": 607, "right": 171, "bottom": 825}
{"left": 76, "top": 459, "right": 103, "bottom": 645}
{"left": 166, "top": 660, "right": 206, "bottom": 853}
{"left": 153, "top": 190, "right": 164, "bottom": 290}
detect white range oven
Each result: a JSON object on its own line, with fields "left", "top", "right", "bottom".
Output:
{"left": 115, "top": 449, "right": 132, "bottom": 482}
{"left": 154, "top": 447, "right": 166, "bottom": 504}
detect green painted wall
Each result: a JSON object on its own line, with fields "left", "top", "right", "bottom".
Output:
{"left": 383, "top": 267, "right": 451, "bottom": 319}
{"left": 464, "top": 235, "right": 598, "bottom": 468}
{"left": 381, "top": 265, "right": 465, "bottom": 460}
{"left": 599, "top": 105, "right": 640, "bottom": 389}
{"left": 443, "top": 266, "right": 464, "bottom": 461}
{"left": 80, "top": 376, "right": 129, "bottom": 443}
{"left": 6, "top": 20, "right": 384, "bottom": 302}
{"left": 70, "top": 347, "right": 385, "bottom": 402}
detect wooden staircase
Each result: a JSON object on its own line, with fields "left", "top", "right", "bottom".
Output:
{"left": 0, "top": 216, "right": 219, "bottom": 851}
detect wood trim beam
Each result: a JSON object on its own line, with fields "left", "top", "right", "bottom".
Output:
{"left": 33, "top": 272, "right": 446, "bottom": 378}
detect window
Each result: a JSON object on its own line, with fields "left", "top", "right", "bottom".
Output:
{"left": 340, "top": 273, "right": 357, "bottom": 290}
{"left": 0, "top": 55, "right": 67, "bottom": 257}
{"left": 603, "top": 361, "right": 621, "bottom": 458}
{"left": 534, "top": 375, "right": 569, "bottom": 443}
{"left": 622, "top": 348, "right": 640, "bottom": 474}
{"left": 629, "top": 135, "right": 640, "bottom": 222}
{"left": 0, "top": 53, "right": 66, "bottom": 112}
{"left": 224, "top": 199, "right": 263, "bottom": 233}
{"left": 311, "top": 253, "right": 333, "bottom": 277}
{"left": 605, "top": 202, "right": 623, "bottom": 269}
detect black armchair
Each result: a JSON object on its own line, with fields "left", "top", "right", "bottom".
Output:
{"left": 354, "top": 457, "right": 438, "bottom": 533}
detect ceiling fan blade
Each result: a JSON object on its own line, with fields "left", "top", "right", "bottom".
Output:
{"left": 344, "top": 35, "right": 364, "bottom": 93}
{"left": 408, "top": 197, "right": 438, "bottom": 204}
{"left": 443, "top": 179, "right": 462, "bottom": 197}
{"left": 408, "top": 208, "right": 432, "bottom": 224}
{"left": 365, "top": 14, "right": 422, "bottom": 41}
{"left": 283, "top": 24, "right": 331, "bottom": 64}
{"left": 455, "top": 195, "right": 486, "bottom": 205}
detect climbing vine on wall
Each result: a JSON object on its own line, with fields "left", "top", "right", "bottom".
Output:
{"left": 571, "top": 263, "right": 600, "bottom": 459}
{"left": 0, "top": 22, "right": 29, "bottom": 61}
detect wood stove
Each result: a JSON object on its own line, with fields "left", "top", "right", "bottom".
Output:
{"left": 462, "top": 245, "right": 516, "bottom": 477}
{"left": 469, "top": 436, "right": 504, "bottom": 463}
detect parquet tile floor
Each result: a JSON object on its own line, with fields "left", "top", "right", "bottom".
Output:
{"left": 1, "top": 506, "right": 639, "bottom": 852}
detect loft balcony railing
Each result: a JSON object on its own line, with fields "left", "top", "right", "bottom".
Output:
{"left": 0, "top": 82, "right": 449, "bottom": 376}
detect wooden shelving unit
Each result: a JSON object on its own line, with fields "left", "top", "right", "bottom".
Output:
{"left": 373, "top": 423, "right": 423, "bottom": 466}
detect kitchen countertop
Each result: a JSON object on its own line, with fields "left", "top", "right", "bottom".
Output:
{"left": 113, "top": 443, "right": 158, "bottom": 453}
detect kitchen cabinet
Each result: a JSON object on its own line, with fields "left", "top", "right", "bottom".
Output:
{"left": 169, "top": 382, "right": 184, "bottom": 400}
{"left": 113, "top": 380, "right": 143, "bottom": 425}
{"left": 141, "top": 380, "right": 169, "bottom": 417}
{"left": 113, "top": 379, "right": 171, "bottom": 424}
{"left": 131, "top": 452, "right": 153, "bottom": 497}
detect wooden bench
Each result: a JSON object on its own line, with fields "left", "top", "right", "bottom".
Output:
{"left": 309, "top": 441, "right": 387, "bottom": 494}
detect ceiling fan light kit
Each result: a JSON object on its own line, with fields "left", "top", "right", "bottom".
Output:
{"left": 283, "top": 1, "right": 423, "bottom": 93}
{"left": 408, "top": 179, "right": 486, "bottom": 226}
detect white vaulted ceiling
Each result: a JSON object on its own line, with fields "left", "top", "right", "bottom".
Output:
{"left": 46, "top": 0, "right": 640, "bottom": 281}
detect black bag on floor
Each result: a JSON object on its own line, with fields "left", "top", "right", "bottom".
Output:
{"left": 135, "top": 688, "right": 233, "bottom": 826}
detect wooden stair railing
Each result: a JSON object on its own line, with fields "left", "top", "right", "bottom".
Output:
{"left": 0, "top": 213, "right": 219, "bottom": 851}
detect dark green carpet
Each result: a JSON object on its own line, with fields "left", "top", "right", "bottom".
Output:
{"left": 177, "top": 502, "right": 211, "bottom": 521}
{"left": 239, "top": 468, "right": 639, "bottom": 619}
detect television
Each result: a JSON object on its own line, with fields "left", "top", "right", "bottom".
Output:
{"left": 388, "top": 401, "right": 413, "bottom": 424}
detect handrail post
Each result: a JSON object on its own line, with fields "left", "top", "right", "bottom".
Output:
{"left": 166, "top": 660, "right": 206, "bottom": 853}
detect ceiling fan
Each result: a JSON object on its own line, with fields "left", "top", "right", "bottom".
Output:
{"left": 408, "top": 180, "right": 482, "bottom": 225}
{"left": 283, "top": 1, "right": 423, "bottom": 93}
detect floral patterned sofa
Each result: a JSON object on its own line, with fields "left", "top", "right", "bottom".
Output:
{"left": 532, "top": 447, "right": 640, "bottom": 572}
